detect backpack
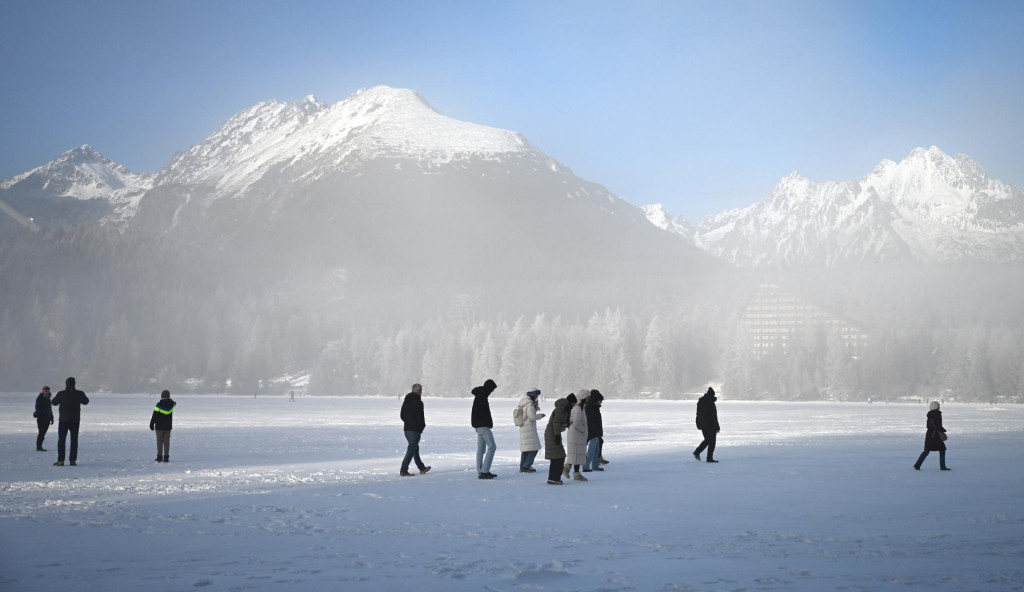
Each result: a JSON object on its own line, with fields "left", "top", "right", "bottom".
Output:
{"left": 513, "top": 404, "right": 526, "bottom": 427}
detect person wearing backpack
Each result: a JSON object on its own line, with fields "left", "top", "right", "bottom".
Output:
{"left": 516, "top": 389, "right": 545, "bottom": 473}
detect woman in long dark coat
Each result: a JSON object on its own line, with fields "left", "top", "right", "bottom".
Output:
{"left": 544, "top": 397, "right": 572, "bottom": 484}
{"left": 914, "top": 400, "right": 950, "bottom": 471}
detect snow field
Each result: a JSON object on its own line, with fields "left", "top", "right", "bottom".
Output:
{"left": 1, "top": 395, "right": 1022, "bottom": 591}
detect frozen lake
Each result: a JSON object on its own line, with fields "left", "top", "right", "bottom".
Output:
{"left": 2, "top": 394, "right": 1023, "bottom": 591}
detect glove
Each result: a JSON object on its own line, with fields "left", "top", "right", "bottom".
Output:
{"left": 150, "top": 425, "right": 155, "bottom": 431}
{"left": 33, "top": 411, "right": 37, "bottom": 418}
{"left": 537, "top": 413, "right": 546, "bottom": 419}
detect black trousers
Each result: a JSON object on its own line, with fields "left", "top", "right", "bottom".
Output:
{"left": 57, "top": 421, "right": 81, "bottom": 463}
{"left": 548, "top": 457, "right": 565, "bottom": 481}
{"left": 695, "top": 429, "right": 717, "bottom": 460}
{"left": 36, "top": 419, "right": 50, "bottom": 449}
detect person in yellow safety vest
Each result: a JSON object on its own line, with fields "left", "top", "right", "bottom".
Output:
{"left": 149, "top": 389, "right": 176, "bottom": 462}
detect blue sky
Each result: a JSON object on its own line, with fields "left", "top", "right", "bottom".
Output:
{"left": 2, "top": 0, "right": 1022, "bottom": 222}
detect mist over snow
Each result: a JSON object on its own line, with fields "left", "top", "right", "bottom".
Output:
{"left": 1, "top": 88, "right": 1023, "bottom": 404}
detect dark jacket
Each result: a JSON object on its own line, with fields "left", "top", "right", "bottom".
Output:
{"left": 35, "top": 394, "right": 54, "bottom": 421}
{"left": 471, "top": 379, "right": 496, "bottom": 428}
{"left": 924, "top": 409, "right": 946, "bottom": 452}
{"left": 544, "top": 398, "right": 572, "bottom": 460}
{"left": 150, "top": 398, "right": 176, "bottom": 431}
{"left": 51, "top": 377, "right": 89, "bottom": 423}
{"left": 401, "top": 392, "right": 426, "bottom": 433}
{"left": 696, "top": 390, "right": 719, "bottom": 432}
{"left": 585, "top": 392, "right": 604, "bottom": 441}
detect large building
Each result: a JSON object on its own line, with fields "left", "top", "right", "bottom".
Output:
{"left": 741, "top": 283, "right": 868, "bottom": 359}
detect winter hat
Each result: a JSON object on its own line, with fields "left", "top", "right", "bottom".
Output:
{"left": 161, "top": 389, "right": 171, "bottom": 399}
{"left": 929, "top": 400, "right": 940, "bottom": 411}
{"left": 42, "top": 386, "right": 50, "bottom": 392}
{"left": 527, "top": 389, "right": 541, "bottom": 398}
{"left": 66, "top": 376, "right": 76, "bottom": 389}
{"left": 576, "top": 389, "right": 591, "bottom": 402}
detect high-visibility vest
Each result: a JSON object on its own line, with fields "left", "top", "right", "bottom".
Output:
{"left": 153, "top": 403, "right": 176, "bottom": 415}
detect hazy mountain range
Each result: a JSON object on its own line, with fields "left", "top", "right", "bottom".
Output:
{"left": 3, "top": 86, "right": 1022, "bottom": 269}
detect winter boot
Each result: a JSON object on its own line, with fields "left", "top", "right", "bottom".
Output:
{"left": 478, "top": 472, "right": 496, "bottom": 480}
{"left": 69, "top": 461, "right": 76, "bottom": 466}
{"left": 573, "top": 472, "right": 588, "bottom": 482}
{"left": 400, "top": 471, "right": 415, "bottom": 477}
{"left": 706, "top": 459, "right": 718, "bottom": 463}
{"left": 53, "top": 460, "right": 64, "bottom": 466}
{"left": 692, "top": 451, "right": 701, "bottom": 461}
{"left": 599, "top": 457, "right": 610, "bottom": 465}
{"left": 163, "top": 455, "right": 169, "bottom": 462}
{"left": 547, "top": 479, "right": 563, "bottom": 485}
{"left": 155, "top": 456, "right": 163, "bottom": 462}
{"left": 913, "top": 464, "right": 921, "bottom": 470}
{"left": 562, "top": 465, "right": 571, "bottom": 479}
{"left": 419, "top": 465, "right": 431, "bottom": 475}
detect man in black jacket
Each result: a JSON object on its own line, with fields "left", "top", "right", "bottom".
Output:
{"left": 693, "top": 387, "right": 720, "bottom": 463}
{"left": 471, "top": 379, "right": 498, "bottom": 479}
{"left": 399, "top": 383, "right": 431, "bottom": 476}
{"left": 51, "top": 377, "right": 89, "bottom": 466}
{"left": 34, "top": 386, "right": 54, "bottom": 451}
{"left": 150, "top": 389, "right": 176, "bottom": 462}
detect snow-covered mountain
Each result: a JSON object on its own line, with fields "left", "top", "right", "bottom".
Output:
{"left": 648, "top": 146, "right": 1024, "bottom": 267}
{"left": 641, "top": 204, "right": 695, "bottom": 241}
{"left": 153, "top": 87, "right": 534, "bottom": 199}
{"left": 0, "top": 145, "right": 153, "bottom": 226}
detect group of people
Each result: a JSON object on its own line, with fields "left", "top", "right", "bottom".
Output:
{"left": 30, "top": 377, "right": 950, "bottom": 474}
{"left": 398, "top": 382, "right": 953, "bottom": 480}
{"left": 32, "top": 377, "right": 176, "bottom": 465}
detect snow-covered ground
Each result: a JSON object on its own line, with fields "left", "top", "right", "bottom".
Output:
{"left": 2, "top": 395, "right": 1022, "bottom": 591}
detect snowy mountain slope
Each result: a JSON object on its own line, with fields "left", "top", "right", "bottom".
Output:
{"left": 649, "top": 146, "right": 1024, "bottom": 267}
{"left": 641, "top": 204, "right": 695, "bottom": 241}
{"left": 153, "top": 86, "right": 532, "bottom": 198}
{"left": 0, "top": 145, "right": 153, "bottom": 225}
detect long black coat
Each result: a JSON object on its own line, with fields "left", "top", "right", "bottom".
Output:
{"left": 544, "top": 398, "right": 571, "bottom": 460}
{"left": 924, "top": 409, "right": 947, "bottom": 452}
{"left": 696, "top": 393, "right": 719, "bottom": 432}
{"left": 585, "top": 400, "right": 603, "bottom": 441}
{"left": 52, "top": 378, "right": 89, "bottom": 423}
{"left": 401, "top": 392, "right": 426, "bottom": 433}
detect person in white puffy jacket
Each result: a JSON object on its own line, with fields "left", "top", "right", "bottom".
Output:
{"left": 517, "top": 389, "right": 545, "bottom": 472}
{"left": 564, "top": 389, "right": 591, "bottom": 481}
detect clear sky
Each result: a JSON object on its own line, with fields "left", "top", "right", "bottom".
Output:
{"left": 2, "top": 0, "right": 1022, "bottom": 222}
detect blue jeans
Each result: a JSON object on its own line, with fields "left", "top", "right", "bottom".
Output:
{"left": 586, "top": 438, "right": 602, "bottom": 470}
{"left": 475, "top": 427, "right": 496, "bottom": 473}
{"left": 520, "top": 450, "right": 539, "bottom": 469}
{"left": 401, "top": 430, "right": 425, "bottom": 473}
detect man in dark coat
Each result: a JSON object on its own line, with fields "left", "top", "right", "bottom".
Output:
{"left": 51, "top": 376, "right": 89, "bottom": 466}
{"left": 693, "top": 387, "right": 720, "bottom": 463}
{"left": 544, "top": 397, "right": 572, "bottom": 484}
{"left": 149, "top": 389, "right": 176, "bottom": 462}
{"left": 914, "top": 400, "right": 950, "bottom": 470}
{"left": 584, "top": 389, "right": 605, "bottom": 472}
{"left": 471, "top": 379, "right": 498, "bottom": 479}
{"left": 34, "top": 386, "right": 54, "bottom": 451}
{"left": 399, "top": 383, "right": 431, "bottom": 476}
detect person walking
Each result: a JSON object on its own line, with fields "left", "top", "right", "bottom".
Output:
{"left": 914, "top": 400, "right": 951, "bottom": 471}
{"left": 584, "top": 389, "right": 605, "bottom": 472}
{"left": 565, "top": 389, "right": 591, "bottom": 481}
{"left": 471, "top": 379, "right": 498, "bottom": 479}
{"left": 517, "top": 389, "right": 545, "bottom": 472}
{"left": 400, "top": 383, "right": 431, "bottom": 476}
{"left": 544, "top": 396, "right": 572, "bottom": 484}
{"left": 693, "top": 387, "right": 720, "bottom": 463}
{"left": 34, "top": 386, "right": 54, "bottom": 451}
{"left": 149, "top": 389, "right": 176, "bottom": 462}
{"left": 51, "top": 377, "right": 89, "bottom": 466}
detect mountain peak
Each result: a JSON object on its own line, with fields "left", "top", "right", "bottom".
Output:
{"left": 156, "top": 86, "right": 531, "bottom": 194}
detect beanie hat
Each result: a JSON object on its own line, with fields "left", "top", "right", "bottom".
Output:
{"left": 42, "top": 386, "right": 50, "bottom": 392}
{"left": 929, "top": 400, "right": 940, "bottom": 411}
{"left": 576, "top": 389, "right": 591, "bottom": 401}
{"left": 527, "top": 389, "right": 541, "bottom": 397}
{"left": 161, "top": 389, "right": 171, "bottom": 399}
